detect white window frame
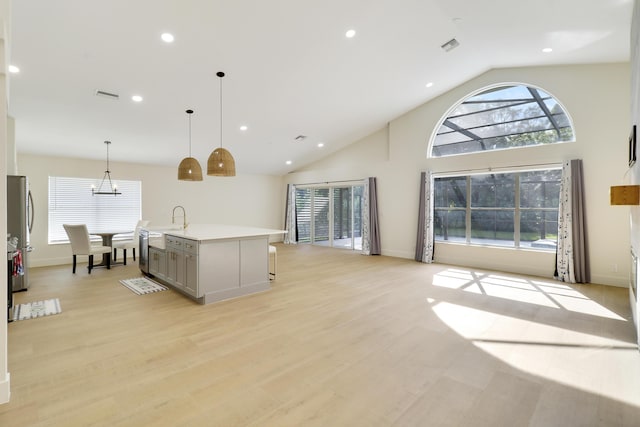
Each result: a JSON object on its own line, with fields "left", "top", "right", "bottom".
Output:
{"left": 433, "top": 165, "right": 562, "bottom": 250}
{"left": 48, "top": 176, "right": 142, "bottom": 244}
{"left": 428, "top": 82, "right": 576, "bottom": 158}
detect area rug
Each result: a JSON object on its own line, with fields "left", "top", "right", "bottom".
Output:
{"left": 119, "top": 277, "right": 168, "bottom": 295}
{"left": 13, "top": 298, "right": 62, "bottom": 321}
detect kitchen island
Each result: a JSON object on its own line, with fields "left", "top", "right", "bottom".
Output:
{"left": 141, "top": 224, "right": 286, "bottom": 304}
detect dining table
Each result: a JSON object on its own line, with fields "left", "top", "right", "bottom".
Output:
{"left": 90, "top": 230, "right": 132, "bottom": 267}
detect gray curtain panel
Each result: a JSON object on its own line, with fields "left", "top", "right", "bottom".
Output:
{"left": 283, "top": 184, "right": 297, "bottom": 245}
{"left": 570, "top": 159, "right": 589, "bottom": 283}
{"left": 556, "top": 159, "right": 590, "bottom": 283}
{"left": 368, "top": 177, "right": 381, "bottom": 255}
{"left": 415, "top": 172, "right": 427, "bottom": 262}
{"left": 363, "top": 177, "right": 381, "bottom": 255}
{"left": 415, "top": 171, "right": 434, "bottom": 263}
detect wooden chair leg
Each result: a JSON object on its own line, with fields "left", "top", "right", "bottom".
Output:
{"left": 107, "top": 253, "right": 111, "bottom": 270}
{"left": 123, "top": 249, "right": 127, "bottom": 266}
{"left": 72, "top": 255, "right": 77, "bottom": 274}
{"left": 113, "top": 248, "right": 117, "bottom": 262}
{"left": 133, "top": 248, "right": 136, "bottom": 261}
{"left": 88, "top": 254, "right": 93, "bottom": 274}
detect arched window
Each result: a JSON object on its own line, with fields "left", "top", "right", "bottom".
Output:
{"left": 430, "top": 84, "right": 574, "bottom": 157}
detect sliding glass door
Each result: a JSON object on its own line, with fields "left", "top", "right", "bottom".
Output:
{"left": 295, "top": 183, "right": 364, "bottom": 250}
{"left": 333, "top": 187, "right": 352, "bottom": 248}
{"left": 313, "top": 188, "right": 330, "bottom": 244}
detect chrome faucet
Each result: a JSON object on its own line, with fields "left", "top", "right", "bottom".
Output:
{"left": 172, "top": 205, "right": 187, "bottom": 229}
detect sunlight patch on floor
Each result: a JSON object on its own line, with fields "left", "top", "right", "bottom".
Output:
{"left": 432, "top": 269, "right": 626, "bottom": 320}
{"left": 431, "top": 301, "right": 640, "bottom": 406}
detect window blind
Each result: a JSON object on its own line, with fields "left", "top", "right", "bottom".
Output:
{"left": 295, "top": 188, "right": 312, "bottom": 243}
{"left": 48, "top": 176, "right": 142, "bottom": 244}
{"left": 313, "top": 188, "right": 330, "bottom": 243}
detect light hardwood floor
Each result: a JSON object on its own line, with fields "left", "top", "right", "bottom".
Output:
{"left": 1, "top": 244, "right": 639, "bottom": 426}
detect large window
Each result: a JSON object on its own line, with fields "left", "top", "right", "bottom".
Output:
{"left": 430, "top": 84, "right": 574, "bottom": 157}
{"left": 434, "top": 169, "right": 561, "bottom": 250}
{"left": 48, "top": 176, "right": 142, "bottom": 244}
{"left": 295, "top": 184, "right": 364, "bottom": 250}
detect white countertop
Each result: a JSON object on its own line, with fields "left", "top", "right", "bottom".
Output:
{"left": 144, "top": 224, "right": 286, "bottom": 243}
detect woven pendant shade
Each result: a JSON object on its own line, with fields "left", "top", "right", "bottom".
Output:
{"left": 207, "top": 147, "right": 236, "bottom": 176}
{"left": 178, "top": 156, "right": 203, "bottom": 181}
{"left": 178, "top": 109, "right": 203, "bottom": 181}
{"left": 207, "top": 71, "right": 236, "bottom": 177}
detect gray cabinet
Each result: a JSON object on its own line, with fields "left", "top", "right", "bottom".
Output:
{"left": 165, "top": 235, "right": 181, "bottom": 289}
{"left": 184, "top": 251, "right": 198, "bottom": 297}
{"left": 166, "top": 235, "right": 199, "bottom": 296}
{"left": 197, "top": 237, "right": 270, "bottom": 304}
{"left": 149, "top": 247, "right": 167, "bottom": 281}
{"left": 140, "top": 226, "right": 275, "bottom": 305}
{"left": 183, "top": 239, "right": 198, "bottom": 296}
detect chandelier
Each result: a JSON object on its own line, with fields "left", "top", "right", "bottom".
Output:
{"left": 92, "top": 140, "right": 121, "bottom": 195}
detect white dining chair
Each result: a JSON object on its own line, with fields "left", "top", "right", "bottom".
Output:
{"left": 63, "top": 224, "right": 112, "bottom": 274}
{"left": 113, "top": 220, "right": 150, "bottom": 265}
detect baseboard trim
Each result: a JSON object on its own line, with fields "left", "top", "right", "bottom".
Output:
{"left": 31, "top": 257, "right": 77, "bottom": 268}
{"left": 380, "top": 249, "right": 414, "bottom": 259}
{"left": 0, "top": 373, "right": 10, "bottom": 404}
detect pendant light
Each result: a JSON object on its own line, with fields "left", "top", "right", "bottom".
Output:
{"left": 178, "top": 109, "right": 203, "bottom": 181}
{"left": 92, "top": 140, "right": 122, "bottom": 195}
{"left": 207, "top": 71, "right": 236, "bottom": 176}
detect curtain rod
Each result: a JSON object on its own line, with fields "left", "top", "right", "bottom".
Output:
{"left": 430, "top": 161, "right": 563, "bottom": 176}
{"left": 295, "top": 178, "right": 366, "bottom": 186}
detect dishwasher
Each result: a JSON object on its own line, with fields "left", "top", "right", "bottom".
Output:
{"left": 139, "top": 228, "right": 149, "bottom": 275}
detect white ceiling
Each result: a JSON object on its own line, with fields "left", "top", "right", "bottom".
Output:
{"left": 8, "top": 0, "right": 634, "bottom": 176}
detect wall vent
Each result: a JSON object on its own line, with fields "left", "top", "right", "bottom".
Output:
{"left": 95, "top": 90, "right": 120, "bottom": 100}
{"left": 441, "top": 38, "right": 460, "bottom": 52}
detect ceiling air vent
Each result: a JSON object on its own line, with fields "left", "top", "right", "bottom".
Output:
{"left": 95, "top": 90, "right": 120, "bottom": 100}
{"left": 441, "top": 38, "right": 460, "bottom": 52}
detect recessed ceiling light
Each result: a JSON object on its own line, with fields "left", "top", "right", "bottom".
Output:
{"left": 345, "top": 29, "right": 356, "bottom": 38}
{"left": 286, "top": 160, "right": 292, "bottom": 165}
{"left": 161, "top": 33, "right": 175, "bottom": 43}
{"left": 317, "top": 142, "right": 324, "bottom": 148}
{"left": 8, "top": 65, "right": 20, "bottom": 74}
{"left": 239, "top": 125, "right": 248, "bottom": 131}
{"left": 542, "top": 47, "right": 553, "bottom": 53}
{"left": 425, "top": 82, "right": 434, "bottom": 88}
{"left": 131, "top": 95, "right": 143, "bottom": 102}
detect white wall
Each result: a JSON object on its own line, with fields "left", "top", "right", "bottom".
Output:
{"left": 18, "top": 153, "right": 284, "bottom": 267}
{"left": 628, "top": 0, "right": 640, "bottom": 343}
{"left": 287, "top": 63, "right": 631, "bottom": 286}
{"left": 5, "top": 116, "right": 14, "bottom": 175}
{"left": 0, "top": 0, "right": 10, "bottom": 406}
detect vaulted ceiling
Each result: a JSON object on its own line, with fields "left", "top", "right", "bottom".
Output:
{"left": 8, "top": 0, "right": 634, "bottom": 175}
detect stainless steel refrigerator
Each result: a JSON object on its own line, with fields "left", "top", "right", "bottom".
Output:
{"left": 7, "top": 175, "right": 33, "bottom": 292}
